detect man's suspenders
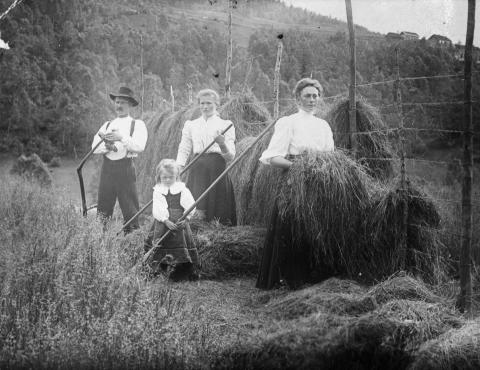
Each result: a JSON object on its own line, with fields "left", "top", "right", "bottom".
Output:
{"left": 104, "top": 119, "right": 136, "bottom": 157}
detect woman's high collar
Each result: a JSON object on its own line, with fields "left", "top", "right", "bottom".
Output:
{"left": 297, "top": 108, "right": 315, "bottom": 116}
{"left": 201, "top": 112, "right": 218, "bottom": 121}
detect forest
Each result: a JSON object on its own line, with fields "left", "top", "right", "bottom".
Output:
{"left": 0, "top": 0, "right": 477, "bottom": 161}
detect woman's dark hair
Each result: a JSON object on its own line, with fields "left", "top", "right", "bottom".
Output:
{"left": 293, "top": 78, "right": 324, "bottom": 100}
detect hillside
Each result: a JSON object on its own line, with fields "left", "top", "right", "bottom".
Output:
{"left": 0, "top": 0, "right": 477, "bottom": 160}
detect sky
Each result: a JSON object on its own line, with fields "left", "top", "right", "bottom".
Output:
{"left": 282, "top": 0, "right": 480, "bottom": 46}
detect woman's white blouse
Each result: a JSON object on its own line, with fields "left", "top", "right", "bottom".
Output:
{"left": 152, "top": 182, "right": 196, "bottom": 222}
{"left": 259, "top": 109, "right": 334, "bottom": 164}
{"left": 176, "top": 114, "right": 236, "bottom": 166}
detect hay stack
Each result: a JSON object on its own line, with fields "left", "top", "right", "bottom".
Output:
{"left": 368, "top": 181, "right": 444, "bottom": 281}
{"left": 276, "top": 150, "right": 374, "bottom": 276}
{"left": 136, "top": 106, "right": 201, "bottom": 202}
{"left": 228, "top": 132, "right": 275, "bottom": 225}
{"left": 409, "top": 321, "right": 480, "bottom": 370}
{"left": 326, "top": 99, "right": 395, "bottom": 179}
{"left": 193, "top": 221, "right": 265, "bottom": 279}
{"left": 219, "top": 94, "right": 271, "bottom": 140}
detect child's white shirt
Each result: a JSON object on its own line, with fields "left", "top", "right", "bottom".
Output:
{"left": 152, "top": 182, "right": 196, "bottom": 222}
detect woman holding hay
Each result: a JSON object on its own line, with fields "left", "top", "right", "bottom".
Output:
{"left": 256, "top": 78, "right": 335, "bottom": 290}
{"left": 176, "top": 89, "right": 237, "bottom": 225}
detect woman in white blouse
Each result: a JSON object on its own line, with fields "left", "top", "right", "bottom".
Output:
{"left": 256, "top": 78, "right": 334, "bottom": 289}
{"left": 176, "top": 89, "right": 237, "bottom": 225}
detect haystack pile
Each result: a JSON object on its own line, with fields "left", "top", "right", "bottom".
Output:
{"left": 193, "top": 221, "right": 265, "bottom": 279}
{"left": 136, "top": 106, "right": 200, "bottom": 202}
{"left": 219, "top": 94, "right": 271, "bottom": 140}
{"left": 228, "top": 131, "right": 278, "bottom": 225}
{"left": 327, "top": 99, "right": 396, "bottom": 180}
{"left": 367, "top": 181, "right": 443, "bottom": 281}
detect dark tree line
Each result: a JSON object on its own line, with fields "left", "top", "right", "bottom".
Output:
{"left": 0, "top": 0, "right": 476, "bottom": 160}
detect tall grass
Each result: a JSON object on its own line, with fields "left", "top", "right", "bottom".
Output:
{"left": 0, "top": 176, "right": 211, "bottom": 369}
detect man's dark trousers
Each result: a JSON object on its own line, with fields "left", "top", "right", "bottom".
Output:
{"left": 97, "top": 156, "right": 139, "bottom": 232}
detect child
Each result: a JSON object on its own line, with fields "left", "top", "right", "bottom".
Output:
{"left": 144, "top": 159, "right": 199, "bottom": 281}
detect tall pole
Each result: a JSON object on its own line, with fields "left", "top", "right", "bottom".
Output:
{"left": 458, "top": 0, "right": 475, "bottom": 316}
{"left": 140, "top": 34, "right": 145, "bottom": 116}
{"left": 345, "top": 0, "right": 357, "bottom": 152}
{"left": 225, "top": 0, "right": 233, "bottom": 99}
{"left": 273, "top": 39, "right": 284, "bottom": 120}
{"left": 395, "top": 47, "right": 408, "bottom": 270}
{"left": 170, "top": 85, "right": 175, "bottom": 112}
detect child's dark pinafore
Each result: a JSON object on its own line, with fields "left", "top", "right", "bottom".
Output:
{"left": 145, "top": 191, "right": 199, "bottom": 281}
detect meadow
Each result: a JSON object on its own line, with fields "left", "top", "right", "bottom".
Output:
{"left": 1, "top": 166, "right": 479, "bottom": 369}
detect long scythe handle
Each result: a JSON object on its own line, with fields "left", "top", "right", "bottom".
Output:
{"left": 120, "top": 123, "right": 234, "bottom": 233}
{"left": 76, "top": 139, "right": 104, "bottom": 217}
{"left": 142, "top": 119, "right": 277, "bottom": 264}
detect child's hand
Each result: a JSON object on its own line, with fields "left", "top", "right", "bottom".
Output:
{"left": 164, "top": 220, "right": 178, "bottom": 231}
{"left": 175, "top": 220, "right": 186, "bottom": 229}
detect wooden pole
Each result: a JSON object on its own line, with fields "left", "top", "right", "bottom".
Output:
{"left": 345, "top": 0, "right": 357, "bottom": 152}
{"left": 140, "top": 34, "right": 145, "bottom": 117}
{"left": 273, "top": 40, "right": 283, "bottom": 120}
{"left": 0, "top": 0, "right": 23, "bottom": 21}
{"left": 187, "top": 82, "right": 193, "bottom": 105}
{"left": 395, "top": 47, "right": 408, "bottom": 270}
{"left": 457, "top": 0, "right": 475, "bottom": 315}
{"left": 170, "top": 85, "right": 175, "bottom": 112}
{"left": 225, "top": 0, "right": 233, "bottom": 99}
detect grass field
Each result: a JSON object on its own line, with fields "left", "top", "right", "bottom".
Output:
{"left": 1, "top": 162, "right": 479, "bottom": 368}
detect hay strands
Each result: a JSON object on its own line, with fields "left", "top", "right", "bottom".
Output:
{"left": 120, "top": 123, "right": 234, "bottom": 234}
{"left": 143, "top": 117, "right": 280, "bottom": 263}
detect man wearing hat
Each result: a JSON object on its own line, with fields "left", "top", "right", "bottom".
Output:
{"left": 91, "top": 86, "right": 148, "bottom": 232}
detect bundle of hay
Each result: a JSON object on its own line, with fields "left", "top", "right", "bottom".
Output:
{"left": 136, "top": 106, "right": 201, "bottom": 202}
{"left": 367, "top": 273, "right": 441, "bottom": 305}
{"left": 265, "top": 286, "right": 376, "bottom": 320}
{"left": 219, "top": 93, "right": 271, "bottom": 140}
{"left": 326, "top": 99, "right": 396, "bottom": 179}
{"left": 409, "top": 321, "right": 480, "bottom": 370}
{"left": 10, "top": 153, "right": 53, "bottom": 187}
{"left": 193, "top": 221, "right": 265, "bottom": 279}
{"left": 275, "top": 150, "right": 374, "bottom": 276}
{"left": 228, "top": 131, "right": 276, "bottom": 225}
{"left": 368, "top": 181, "right": 444, "bottom": 281}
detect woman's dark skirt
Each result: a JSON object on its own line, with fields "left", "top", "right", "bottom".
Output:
{"left": 187, "top": 153, "right": 237, "bottom": 225}
{"left": 256, "top": 202, "right": 312, "bottom": 290}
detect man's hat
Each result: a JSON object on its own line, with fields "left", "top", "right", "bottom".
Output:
{"left": 109, "top": 86, "right": 139, "bottom": 107}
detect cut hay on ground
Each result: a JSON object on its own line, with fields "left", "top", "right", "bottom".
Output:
{"left": 219, "top": 93, "right": 271, "bottom": 140}
{"left": 409, "top": 321, "right": 480, "bottom": 370}
{"left": 326, "top": 98, "right": 396, "bottom": 179}
{"left": 212, "top": 279, "right": 462, "bottom": 370}
{"left": 193, "top": 221, "right": 265, "bottom": 279}
{"left": 265, "top": 287, "right": 376, "bottom": 320}
{"left": 367, "top": 273, "right": 441, "bottom": 305}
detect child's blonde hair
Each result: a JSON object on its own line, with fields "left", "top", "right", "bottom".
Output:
{"left": 155, "top": 159, "right": 179, "bottom": 183}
